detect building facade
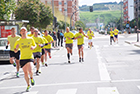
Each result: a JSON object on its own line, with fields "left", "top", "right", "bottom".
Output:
{"left": 41, "top": 0, "right": 79, "bottom": 27}
{"left": 134, "top": 0, "right": 140, "bottom": 22}
{"left": 123, "top": 0, "right": 134, "bottom": 24}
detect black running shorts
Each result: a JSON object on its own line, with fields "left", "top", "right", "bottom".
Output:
{"left": 9, "top": 51, "right": 20, "bottom": 60}
{"left": 20, "top": 59, "right": 34, "bottom": 68}
{"left": 65, "top": 44, "right": 73, "bottom": 49}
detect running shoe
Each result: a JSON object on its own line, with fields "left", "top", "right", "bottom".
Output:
{"left": 79, "top": 58, "right": 81, "bottom": 62}
{"left": 39, "top": 69, "right": 41, "bottom": 74}
{"left": 68, "top": 60, "right": 71, "bottom": 63}
{"left": 31, "top": 78, "right": 35, "bottom": 86}
{"left": 45, "top": 62, "right": 48, "bottom": 67}
{"left": 16, "top": 72, "right": 19, "bottom": 78}
{"left": 13, "top": 62, "right": 16, "bottom": 67}
{"left": 49, "top": 56, "right": 51, "bottom": 58}
{"left": 26, "top": 86, "right": 31, "bottom": 92}
{"left": 82, "top": 58, "right": 84, "bottom": 62}
{"left": 36, "top": 70, "right": 39, "bottom": 75}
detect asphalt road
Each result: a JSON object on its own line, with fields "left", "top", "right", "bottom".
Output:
{"left": 0, "top": 32, "right": 140, "bottom": 94}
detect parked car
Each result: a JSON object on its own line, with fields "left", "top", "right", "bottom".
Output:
{"left": 71, "top": 31, "right": 78, "bottom": 35}
{"left": 0, "top": 38, "right": 10, "bottom": 61}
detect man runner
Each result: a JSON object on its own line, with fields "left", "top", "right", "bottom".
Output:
{"left": 14, "top": 27, "right": 36, "bottom": 92}
{"left": 114, "top": 27, "right": 119, "bottom": 43}
{"left": 110, "top": 28, "right": 114, "bottom": 45}
{"left": 7, "top": 28, "right": 20, "bottom": 77}
{"left": 64, "top": 27, "right": 74, "bottom": 63}
{"left": 27, "top": 27, "right": 34, "bottom": 37}
{"left": 32, "top": 29, "right": 47, "bottom": 75}
{"left": 74, "top": 28, "right": 88, "bottom": 62}
{"left": 87, "top": 28, "right": 94, "bottom": 48}
{"left": 43, "top": 30, "right": 54, "bottom": 66}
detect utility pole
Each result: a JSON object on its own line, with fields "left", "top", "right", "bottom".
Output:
{"left": 120, "top": 0, "right": 123, "bottom": 31}
{"left": 136, "top": 0, "right": 139, "bottom": 42}
{"left": 52, "top": 0, "right": 55, "bottom": 30}
{"left": 64, "top": 0, "right": 67, "bottom": 32}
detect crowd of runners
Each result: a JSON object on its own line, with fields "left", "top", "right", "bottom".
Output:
{"left": 6, "top": 26, "right": 119, "bottom": 92}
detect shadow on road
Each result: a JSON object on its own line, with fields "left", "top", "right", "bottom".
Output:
{"left": 129, "top": 50, "right": 140, "bottom": 55}
{"left": 48, "top": 62, "right": 81, "bottom": 66}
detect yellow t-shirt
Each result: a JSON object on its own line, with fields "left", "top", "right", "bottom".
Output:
{"left": 7, "top": 35, "right": 21, "bottom": 51}
{"left": 110, "top": 31, "right": 114, "bottom": 37}
{"left": 43, "top": 35, "right": 53, "bottom": 49}
{"left": 64, "top": 32, "right": 74, "bottom": 44}
{"left": 14, "top": 37, "right": 36, "bottom": 60}
{"left": 87, "top": 32, "right": 94, "bottom": 39}
{"left": 87, "top": 30, "right": 93, "bottom": 34}
{"left": 114, "top": 29, "right": 119, "bottom": 35}
{"left": 27, "top": 33, "right": 34, "bottom": 37}
{"left": 32, "top": 36, "right": 45, "bottom": 53}
{"left": 75, "top": 32, "right": 85, "bottom": 45}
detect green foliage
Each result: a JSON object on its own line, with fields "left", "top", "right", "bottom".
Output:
{"left": 75, "top": 21, "right": 85, "bottom": 30}
{"left": 80, "top": 10, "right": 121, "bottom": 26}
{"left": 79, "top": 2, "right": 121, "bottom": 11}
{"left": 57, "top": 20, "right": 69, "bottom": 30}
{"left": 15, "top": 0, "right": 53, "bottom": 29}
{"left": 0, "top": 0, "right": 16, "bottom": 20}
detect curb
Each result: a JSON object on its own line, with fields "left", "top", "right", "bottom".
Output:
{"left": 134, "top": 43, "right": 140, "bottom": 48}
{"left": 125, "top": 40, "right": 131, "bottom": 44}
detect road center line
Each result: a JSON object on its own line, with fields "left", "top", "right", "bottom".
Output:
{"left": 95, "top": 45, "right": 111, "bottom": 81}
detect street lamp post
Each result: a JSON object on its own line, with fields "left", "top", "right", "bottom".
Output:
{"left": 70, "top": 10, "right": 78, "bottom": 31}
{"left": 136, "top": 0, "right": 139, "bottom": 42}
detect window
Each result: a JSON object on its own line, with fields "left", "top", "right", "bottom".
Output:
{"left": 59, "top": 2, "right": 62, "bottom": 5}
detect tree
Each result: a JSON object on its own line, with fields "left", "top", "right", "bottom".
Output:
{"left": 75, "top": 21, "right": 86, "bottom": 30}
{"left": 15, "top": 0, "right": 53, "bottom": 28}
{"left": 57, "top": 20, "right": 69, "bottom": 30}
{"left": 0, "top": 0, "right": 16, "bottom": 20}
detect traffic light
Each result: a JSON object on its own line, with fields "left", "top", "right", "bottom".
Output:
{"left": 89, "top": 6, "right": 93, "bottom": 12}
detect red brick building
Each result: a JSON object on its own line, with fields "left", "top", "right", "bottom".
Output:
{"left": 41, "top": 0, "right": 79, "bottom": 27}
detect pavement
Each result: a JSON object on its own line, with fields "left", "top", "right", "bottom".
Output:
{"left": 0, "top": 47, "right": 63, "bottom": 82}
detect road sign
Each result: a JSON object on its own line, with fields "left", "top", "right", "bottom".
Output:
{"left": 126, "top": 24, "right": 129, "bottom": 28}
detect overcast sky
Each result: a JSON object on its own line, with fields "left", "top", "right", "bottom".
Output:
{"left": 79, "top": 0, "right": 121, "bottom": 6}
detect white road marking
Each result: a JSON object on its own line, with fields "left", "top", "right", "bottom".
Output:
{"left": 95, "top": 46, "right": 111, "bottom": 81}
{"left": 137, "top": 86, "right": 140, "bottom": 90}
{"left": 103, "top": 45, "right": 109, "bottom": 47}
{"left": 98, "top": 63, "right": 111, "bottom": 81}
{"left": 23, "top": 91, "right": 38, "bottom": 94}
{"left": 56, "top": 89, "right": 77, "bottom": 94}
{"left": 97, "top": 87, "right": 120, "bottom": 94}
{"left": 1, "top": 79, "right": 140, "bottom": 90}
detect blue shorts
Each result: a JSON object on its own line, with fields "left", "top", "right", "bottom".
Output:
{"left": 114, "top": 35, "right": 118, "bottom": 38}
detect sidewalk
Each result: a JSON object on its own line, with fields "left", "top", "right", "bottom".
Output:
{"left": 0, "top": 46, "right": 64, "bottom": 81}
{"left": 125, "top": 40, "right": 140, "bottom": 47}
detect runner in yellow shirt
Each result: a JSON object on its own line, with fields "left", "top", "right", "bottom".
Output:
{"left": 114, "top": 27, "right": 119, "bottom": 43}
{"left": 7, "top": 28, "right": 20, "bottom": 77}
{"left": 14, "top": 27, "right": 36, "bottom": 92}
{"left": 27, "top": 27, "right": 34, "bottom": 37}
{"left": 64, "top": 27, "right": 74, "bottom": 63}
{"left": 87, "top": 28, "right": 94, "bottom": 48}
{"left": 32, "top": 29, "right": 47, "bottom": 75}
{"left": 110, "top": 28, "right": 114, "bottom": 45}
{"left": 43, "top": 30, "right": 54, "bottom": 66}
{"left": 74, "top": 27, "right": 88, "bottom": 62}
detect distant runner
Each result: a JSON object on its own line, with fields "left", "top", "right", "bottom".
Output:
{"left": 64, "top": 27, "right": 75, "bottom": 63}
{"left": 110, "top": 28, "right": 114, "bottom": 45}
{"left": 74, "top": 27, "right": 88, "bottom": 62}
{"left": 43, "top": 30, "right": 54, "bottom": 66}
{"left": 114, "top": 27, "right": 119, "bottom": 43}
{"left": 87, "top": 28, "right": 94, "bottom": 48}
